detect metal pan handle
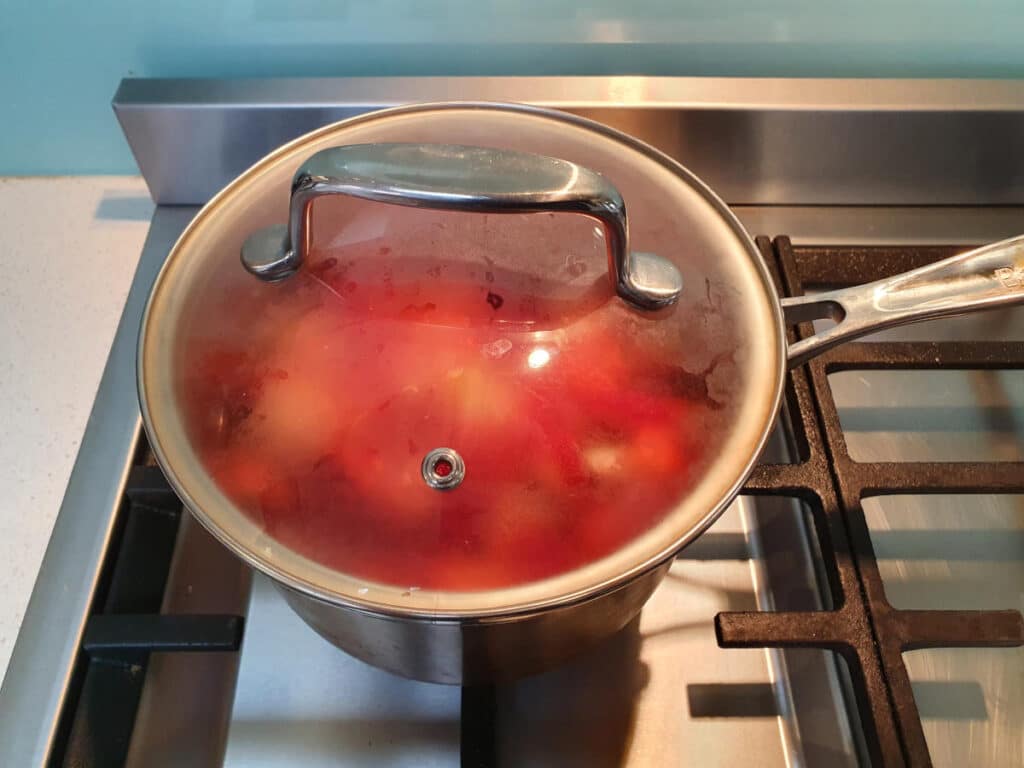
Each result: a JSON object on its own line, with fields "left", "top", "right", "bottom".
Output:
{"left": 240, "top": 143, "right": 682, "bottom": 311}
{"left": 783, "top": 234, "right": 1024, "bottom": 367}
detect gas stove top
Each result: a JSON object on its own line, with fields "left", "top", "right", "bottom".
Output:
{"left": 2, "top": 77, "right": 1022, "bottom": 768}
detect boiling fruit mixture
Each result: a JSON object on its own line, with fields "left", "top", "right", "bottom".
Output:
{"left": 179, "top": 221, "right": 732, "bottom": 591}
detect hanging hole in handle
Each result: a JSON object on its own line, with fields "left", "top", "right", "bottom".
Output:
{"left": 781, "top": 295, "right": 847, "bottom": 327}
{"left": 781, "top": 293, "right": 851, "bottom": 367}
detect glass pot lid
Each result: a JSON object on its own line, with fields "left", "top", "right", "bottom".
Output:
{"left": 138, "top": 103, "right": 785, "bottom": 618}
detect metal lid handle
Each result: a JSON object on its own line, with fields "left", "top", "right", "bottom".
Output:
{"left": 241, "top": 143, "right": 682, "bottom": 311}
{"left": 782, "top": 234, "right": 1024, "bottom": 367}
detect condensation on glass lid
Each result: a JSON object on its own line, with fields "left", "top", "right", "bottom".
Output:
{"left": 173, "top": 201, "right": 745, "bottom": 592}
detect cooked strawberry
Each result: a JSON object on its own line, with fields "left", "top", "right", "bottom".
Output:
{"left": 182, "top": 266, "right": 722, "bottom": 592}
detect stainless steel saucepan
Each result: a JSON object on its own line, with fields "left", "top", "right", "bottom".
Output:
{"left": 138, "top": 103, "right": 1024, "bottom": 683}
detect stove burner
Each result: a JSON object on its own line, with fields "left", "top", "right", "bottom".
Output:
{"left": 715, "top": 237, "right": 1024, "bottom": 768}
{"left": 47, "top": 236, "right": 1023, "bottom": 768}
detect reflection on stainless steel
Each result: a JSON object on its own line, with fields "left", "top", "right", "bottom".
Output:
{"left": 222, "top": 575, "right": 460, "bottom": 768}
{"left": 241, "top": 141, "right": 682, "bottom": 309}
{"left": 0, "top": 207, "right": 199, "bottom": 768}
{"left": 829, "top": 306, "right": 1024, "bottom": 768}
{"left": 112, "top": 77, "right": 1024, "bottom": 207}
{"left": 495, "top": 498, "right": 860, "bottom": 767}
{"left": 830, "top": 370, "right": 1024, "bottom": 463}
{"left": 865, "top": 494, "right": 1024, "bottom": 767}
{"left": 280, "top": 562, "right": 669, "bottom": 684}
{"left": 874, "top": 492, "right": 1024, "bottom": 768}
{"left": 784, "top": 235, "right": 1024, "bottom": 366}
{"left": 814, "top": 295, "right": 1024, "bottom": 460}
{"left": 864, "top": 495, "right": 1024, "bottom": 613}
{"left": 904, "top": 647, "right": 1024, "bottom": 768}
{"left": 125, "top": 514, "right": 253, "bottom": 767}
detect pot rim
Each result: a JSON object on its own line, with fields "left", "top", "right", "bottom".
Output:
{"left": 138, "top": 101, "right": 787, "bottom": 621}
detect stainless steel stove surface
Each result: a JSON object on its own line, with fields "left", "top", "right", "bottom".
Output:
{"left": 123, "top": 434, "right": 856, "bottom": 768}
{"left": 2, "top": 77, "right": 1022, "bottom": 768}
{"left": 225, "top": 498, "right": 853, "bottom": 768}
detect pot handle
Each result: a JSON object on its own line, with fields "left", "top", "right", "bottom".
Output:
{"left": 240, "top": 143, "right": 682, "bottom": 311}
{"left": 783, "top": 234, "right": 1024, "bottom": 367}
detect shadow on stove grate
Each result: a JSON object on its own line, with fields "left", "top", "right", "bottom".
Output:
{"left": 717, "top": 237, "right": 1024, "bottom": 768}
{"left": 50, "top": 445, "right": 246, "bottom": 768}
{"left": 45, "top": 237, "right": 1023, "bottom": 768}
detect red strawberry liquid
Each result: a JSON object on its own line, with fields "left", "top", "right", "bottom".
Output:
{"left": 177, "top": 213, "right": 733, "bottom": 591}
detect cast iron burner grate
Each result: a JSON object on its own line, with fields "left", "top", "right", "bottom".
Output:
{"left": 52, "top": 448, "right": 244, "bottom": 767}
{"left": 715, "top": 237, "right": 1024, "bottom": 768}
{"left": 50, "top": 237, "right": 1024, "bottom": 768}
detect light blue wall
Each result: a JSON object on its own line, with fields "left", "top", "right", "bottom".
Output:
{"left": 2, "top": 1, "right": 1023, "bottom": 175}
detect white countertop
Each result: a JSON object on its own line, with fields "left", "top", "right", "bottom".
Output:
{"left": 0, "top": 176, "right": 154, "bottom": 681}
